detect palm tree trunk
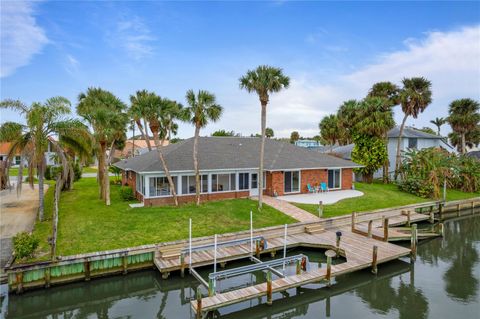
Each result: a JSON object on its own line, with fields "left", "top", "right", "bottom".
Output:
{"left": 152, "top": 131, "right": 178, "bottom": 206}
{"left": 98, "top": 142, "right": 107, "bottom": 200}
{"left": 382, "top": 134, "right": 389, "bottom": 183}
{"left": 193, "top": 125, "right": 201, "bottom": 206}
{"left": 38, "top": 158, "right": 45, "bottom": 221}
{"left": 394, "top": 114, "right": 408, "bottom": 181}
{"left": 461, "top": 133, "right": 466, "bottom": 154}
{"left": 143, "top": 118, "right": 152, "bottom": 151}
{"left": 258, "top": 101, "right": 267, "bottom": 209}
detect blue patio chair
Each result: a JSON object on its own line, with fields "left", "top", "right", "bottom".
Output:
{"left": 307, "top": 184, "right": 316, "bottom": 193}
{"left": 320, "top": 182, "right": 328, "bottom": 192}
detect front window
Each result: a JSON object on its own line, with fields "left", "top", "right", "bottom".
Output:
{"left": 135, "top": 174, "right": 144, "bottom": 195}
{"left": 239, "top": 173, "right": 249, "bottom": 190}
{"left": 328, "top": 169, "right": 341, "bottom": 189}
{"left": 211, "top": 173, "right": 236, "bottom": 192}
{"left": 408, "top": 138, "right": 418, "bottom": 149}
{"left": 284, "top": 171, "right": 300, "bottom": 193}
{"left": 14, "top": 156, "right": 21, "bottom": 165}
{"left": 182, "top": 175, "right": 208, "bottom": 194}
{"left": 149, "top": 176, "right": 177, "bottom": 197}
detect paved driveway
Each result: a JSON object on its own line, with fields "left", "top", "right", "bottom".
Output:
{"left": 0, "top": 185, "right": 45, "bottom": 269}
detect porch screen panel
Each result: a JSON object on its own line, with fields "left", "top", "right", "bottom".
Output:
{"left": 239, "top": 173, "right": 249, "bottom": 190}
{"left": 182, "top": 175, "right": 207, "bottom": 194}
{"left": 150, "top": 176, "right": 177, "bottom": 196}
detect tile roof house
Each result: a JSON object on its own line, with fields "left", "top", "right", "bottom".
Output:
{"left": 115, "top": 137, "right": 361, "bottom": 206}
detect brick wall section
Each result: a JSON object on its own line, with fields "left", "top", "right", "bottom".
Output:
{"left": 341, "top": 168, "right": 353, "bottom": 190}
{"left": 265, "top": 171, "right": 284, "bottom": 196}
{"left": 122, "top": 171, "right": 143, "bottom": 201}
{"left": 300, "top": 169, "right": 328, "bottom": 193}
{"left": 144, "top": 191, "right": 250, "bottom": 206}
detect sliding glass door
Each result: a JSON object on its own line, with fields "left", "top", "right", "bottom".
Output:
{"left": 328, "top": 169, "right": 341, "bottom": 189}
{"left": 284, "top": 171, "right": 300, "bottom": 193}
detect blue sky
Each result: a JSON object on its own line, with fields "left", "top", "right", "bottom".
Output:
{"left": 1, "top": 1, "right": 479, "bottom": 138}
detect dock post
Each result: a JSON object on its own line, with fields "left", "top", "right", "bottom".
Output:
{"left": 383, "top": 218, "right": 389, "bottom": 242}
{"left": 457, "top": 203, "right": 461, "bottom": 217}
{"left": 472, "top": 201, "right": 475, "bottom": 215}
{"left": 367, "top": 220, "right": 373, "bottom": 238}
{"left": 371, "top": 245, "right": 378, "bottom": 275}
{"left": 406, "top": 211, "right": 411, "bottom": 227}
{"left": 335, "top": 231, "right": 342, "bottom": 258}
{"left": 196, "top": 287, "right": 202, "bottom": 319}
{"left": 296, "top": 259, "right": 301, "bottom": 275}
{"left": 16, "top": 271, "right": 23, "bottom": 294}
{"left": 318, "top": 201, "right": 324, "bottom": 218}
{"left": 255, "top": 240, "right": 260, "bottom": 258}
{"left": 326, "top": 296, "right": 331, "bottom": 317}
{"left": 44, "top": 267, "right": 51, "bottom": 288}
{"left": 123, "top": 254, "right": 128, "bottom": 275}
{"left": 438, "top": 223, "right": 444, "bottom": 237}
{"left": 266, "top": 270, "right": 273, "bottom": 305}
{"left": 439, "top": 203, "right": 444, "bottom": 220}
{"left": 325, "top": 250, "right": 336, "bottom": 287}
{"left": 410, "top": 224, "right": 417, "bottom": 262}
{"left": 208, "top": 278, "right": 215, "bottom": 297}
{"left": 429, "top": 209, "right": 435, "bottom": 224}
{"left": 84, "top": 260, "right": 91, "bottom": 281}
{"left": 180, "top": 253, "right": 185, "bottom": 278}
{"left": 351, "top": 212, "right": 356, "bottom": 232}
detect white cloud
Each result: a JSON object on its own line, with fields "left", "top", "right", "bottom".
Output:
{"left": 260, "top": 25, "right": 480, "bottom": 137}
{"left": 110, "top": 16, "right": 155, "bottom": 60}
{"left": 64, "top": 54, "right": 79, "bottom": 74}
{"left": 0, "top": 1, "right": 48, "bottom": 78}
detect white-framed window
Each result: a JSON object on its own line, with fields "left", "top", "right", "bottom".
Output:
{"left": 149, "top": 176, "right": 177, "bottom": 197}
{"left": 284, "top": 171, "right": 300, "bottom": 193}
{"left": 327, "top": 169, "right": 341, "bottom": 189}
{"left": 239, "top": 173, "right": 249, "bottom": 190}
{"left": 182, "top": 175, "right": 208, "bottom": 194}
{"left": 211, "top": 173, "right": 236, "bottom": 192}
{"left": 136, "top": 174, "right": 144, "bottom": 195}
{"left": 14, "top": 156, "right": 21, "bottom": 165}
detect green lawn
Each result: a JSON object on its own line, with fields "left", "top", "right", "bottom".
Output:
{"left": 82, "top": 166, "right": 98, "bottom": 173}
{"left": 294, "top": 182, "right": 480, "bottom": 218}
{"left": 55, "top": 178, "right": 295, "bottom": 256}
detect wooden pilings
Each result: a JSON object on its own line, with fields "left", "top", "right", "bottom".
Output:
{"left": 84, "top": 260, "right": 91, "bottom": 281}
{"left": 410, "top": 224, "right": 417, "bottom": 261}
{"left": 208, "top": 278, "right": 215, "bottom": 297}
{"left": 44, "top": 268, "right": 51, "bottom": 288}
{"left": 383, "top": 218, "right": 389, "bottom": 242}
{"left": 196, "top": 287, "right": 202, "bottom": 319}
{"left": 296, "top": 260, "right": 301, "bottom": 275}
{"left": 406, "top": 211, "right": 411, "bottom": 227}
{"left": 325, "top": 250, "right": 335, "bottom": 287}
{"left": 438, "top": 223, "right": 444, "bottom": 237}
{"left": 351, "top": 212, "right": 356, "bottom": 232}
{"left": 123, "top": 255, "right": 128, "bottom": 275}
{"left": 457, "top": 204, "right": 461, "bottom": 217}
{"left": 180, "top": 253, "right": 185, "bottom": 278}
{"left": 367, "top": 221, "right": 373, "bottom": 238}
{"left": 266, "top": 270, "right": 273, "bottom": 305}
{"left": 16, "top": 272, "right": 23, "bottom": 294}
{"left": 255, "top": 240, "right": 260, "bottom": 258}
{"left": 429, "top": 209, "right": 435, "bottom": 224}
{"left": 371, "top": 245, "right": 378, "bottom": 275}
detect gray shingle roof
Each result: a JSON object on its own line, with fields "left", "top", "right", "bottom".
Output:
{"left": 387, "top": 126, "right": 442, "bottom": 139}
{"left": 114, "top": 137, "right": 362, "bottom": 173}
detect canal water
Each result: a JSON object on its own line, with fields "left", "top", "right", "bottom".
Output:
{"left": 2, "top": 214, "right": 479, "bottom": 318}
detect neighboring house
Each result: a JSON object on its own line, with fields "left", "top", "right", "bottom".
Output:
{"left": 294, "top": 140, "right": 322, "bottom": 148}
{"left": 0, "top": 140, "right": 57, "bottom": 167}
{"left": 115, "top": 137, "right": 361, "bottom": 206}
{"left": 114, "top": 139, "right": 169, "bottom": 159}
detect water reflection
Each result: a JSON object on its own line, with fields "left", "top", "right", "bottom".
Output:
{"left": 4, "top": 214, "right": 480, "bottom": 319}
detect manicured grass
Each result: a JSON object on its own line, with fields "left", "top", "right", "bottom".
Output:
{"left": 82, "top": 166, "right": 98, "bottom": 173}
{"left": 294, "top": 182, "right": 480, "bottom": 218}
{"left": 56, "top": 178, "right": 295, "bottom": 256}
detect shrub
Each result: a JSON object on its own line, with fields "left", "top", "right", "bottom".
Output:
{"left": 13, "top": 232, "right": 39, "bottom": 260}
{"left": 73, "top": 162, "right": 82, "bottom": 182}
{"left": 399, "top": 178, "right": 434, "bottom": 198}
{"left": 119, "top": 186, "right": 135, "bottom": 201}
{"left": 44, "top": 165, "right": 53, "bottom": 180}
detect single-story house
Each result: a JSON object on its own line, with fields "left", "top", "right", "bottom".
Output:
{"left": 114, "top": 137, "right": 362, "bottom": 206}
{"left": 114, "top": 139, "right": 169, "bottom": 159}
{"left": 0, "top": 139, "right": 58, "bottom": 167}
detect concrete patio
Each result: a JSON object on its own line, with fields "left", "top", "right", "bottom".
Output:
{"left": 277, "top": 189, "right": 364, "bottom": 205}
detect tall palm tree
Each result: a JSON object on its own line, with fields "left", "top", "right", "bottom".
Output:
{"left": 367, "top": 81, "right": 400, "bottom": 107}
{"left": 239, "top": 65, "right": 290, "bottom": 209}
{"left": 185, "top": 90, "right": 223, "bottom": 206}
{"left": 430, "top": 117, "right": 445, "bottom": 136}
{"left": 0, "top": 122, "right": 22, "bottom": 190}
{"left": 394, "top": 77, "right": 432, "bottom": 179}
{"left": 137, "top": 92, "right": 182, "bottom": 206}
{"left": 447, "top": 99, "right": 480, "bottom": 154}
{"left": 77, "top": 88, "right": 128, "bottom": 205}
{"left": 130, "top": 90, "right": 153, "bottom": 151}
{"left": 337, "top": 99, "right": 360, "bottom": 145}
{"left": 1, "top": 97, "right": 91, "bottom": 220}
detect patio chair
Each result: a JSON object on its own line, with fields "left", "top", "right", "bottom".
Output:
{"left": 307, "top": 184, "right": 316, "bottom": 193}
{"left": 320, "top": 182, "right": 329, "bottom": 193}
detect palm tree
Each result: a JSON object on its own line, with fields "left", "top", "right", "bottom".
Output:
{"left": 185, "top": 90, "right": 223, "bottom": 206}
{"left": 447, "top": 98, "right": 480, "bottom": 154}
{"left": 319, "top": 114, "right": 340, "bottom": 150}
{"left": 1, "top": 97, "right": 91, "bottom": 220}
{"left": 430, "top": 117, "right": 445, "bottom": 136}
{"left": 130, "top": 90, "right": 153, "bottom": 151}
{"left": 448, "top": 128, "right": 480, "bottom": 152}
{"left": 239, "top": 65, "right": 290, "bottom": 209}
{"left": 367, "top": 81, "right": 400, "bottom": 107}
{"left": 130, "top": 91, "right": 181, "bottom": 206}
{"left": 394, "top": 77, "right": 432, "bottom": 179}
{"left": 0, "top": 122, "right": 22, "bottom": 190}
{"left": 337, "top": 100, "right": 360, "bottom": 145}
{"left": 77, "top": 88, "right": 128, "bottom": 205}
